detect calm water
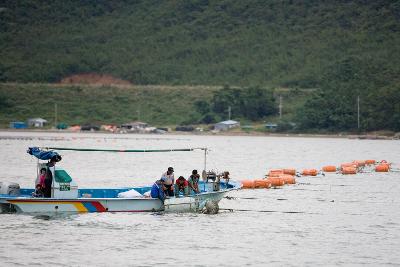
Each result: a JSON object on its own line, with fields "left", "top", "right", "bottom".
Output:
{"left": 0, "top": 131, "right": 399, "bottom": 266}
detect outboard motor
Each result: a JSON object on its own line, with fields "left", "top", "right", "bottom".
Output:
{"left": 213, "top": 176, "right": 220, "bottom": 191}
{"left": 206, "top": 171, "right": 216, "bottom": 183}
{"left": 0, "top": 182, "right": 21, "bottom": 196}
{"left": 0, "top": 182, "right": 20, "bottom": 213}
{"left": 205, "top": 171, "right": 220, "bottom": 191}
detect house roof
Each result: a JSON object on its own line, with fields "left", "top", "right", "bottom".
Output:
{"left": 122, "top": 121, "right": 147, "bottom": 126}
{"left": 216, "top": 120, "right": 239, "bottom": 125}
{"left": 28, "top": 118, "right": 47, "bottom": 122}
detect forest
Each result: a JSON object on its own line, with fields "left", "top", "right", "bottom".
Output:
{"left": 0, "top": 1, "right": 399, "bottom": 131}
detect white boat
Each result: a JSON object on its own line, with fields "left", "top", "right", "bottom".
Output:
{"left": 0, "top": 147, "right": 240, "bottom": 214}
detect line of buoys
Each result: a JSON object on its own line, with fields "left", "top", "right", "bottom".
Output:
{"left": 241, "top": 174, "right": 296, "bottom": 189}
{"left": 298, "top": 159, "right": 393, "bottom": 176}
{"left": 241, "top": 159, "right": 395, "bottom": 190}
{"left": 327, "top": 159, "right": 394, "bottom": 175}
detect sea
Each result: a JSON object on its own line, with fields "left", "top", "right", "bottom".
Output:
{"left": 0, "top": 131, "right": 399, "bottom": 266}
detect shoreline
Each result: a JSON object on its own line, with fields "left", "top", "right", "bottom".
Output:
{"left": 0, "top": 128, "right": 398, "bottom": 140}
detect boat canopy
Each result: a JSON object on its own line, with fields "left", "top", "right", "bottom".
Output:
{"left": 27, "top": 147, "right": 62, "bottom": 161}
{"left": 32, "top": 146, "right": 208, "bottom": 170}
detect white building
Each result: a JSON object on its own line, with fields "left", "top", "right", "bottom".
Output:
{"left": 27, "top": 118, "right": 48, "bottom": 128}
{"left": 120, "top": 121, "right": 148, "bottom": 132}
{"left": 214, "top": 120, "right": 240, "bottom": 131}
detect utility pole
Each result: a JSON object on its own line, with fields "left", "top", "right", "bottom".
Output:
{"left": 357, "top": 95, "right": 360, "bottom": 130}
{"left": 136, "top": 91, "right": 141, "bottom": 121}
{"left": 279, "top": 95, "right": 282, "bottom": 120}
{"left": 137, "top": 108, "right": 141, "bottom": 121}
{"left": 54, "top": 103, "right": 58, "bottom": 129}
{"left": 228, "top": 106, "right": 231, "bottom": 120}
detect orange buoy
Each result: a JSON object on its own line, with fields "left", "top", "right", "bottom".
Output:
{"left": 268, "top": 169, "right": 284, "bottom": 177}
{"left": 375, "top": 164, "right": 389, "bottom": 172}
{"left": 342, "top": 166, "right": 357, "bottom": 174}
{"left": 279, "top": 175, "right": 296, "bottom": 184}
{"left": 241, "top": 180, "right": 256, "bottom": 189}
{"left": 341, "top": 162, "right": 357, "bottom": 169}
{"left": 302, "top": 169, "right": 318, "bottom": 176}
{"left": 365, "top": 159, "right": 376, "bottom": 165}
{"left": 322, "top": 165, "right": 336, "bottom": 172}
{"left": 353, "top": 160, "right": 366, "bottom": 167}
{"left": 266, "top": 177, "right": 285, "bottom": 187}
{"left": 283, "top": 169, "right": 296, "bottom": 175}
{"left": 254, "top": 179, "right": 271, "bottom": 189}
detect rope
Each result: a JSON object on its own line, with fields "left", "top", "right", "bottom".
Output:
{"left": 219, "top": 208, "right": 308, "bottom": 214}
{"left": 44, "top": 147, "right": 207, "bottom": 153}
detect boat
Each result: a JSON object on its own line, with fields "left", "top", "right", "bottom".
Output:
{"left": 0, "top": 147, "right": 240, "bottom": 214}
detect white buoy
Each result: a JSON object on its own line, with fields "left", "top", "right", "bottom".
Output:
{"left": 203, "top": 200, "right": 219, "bottom": 214}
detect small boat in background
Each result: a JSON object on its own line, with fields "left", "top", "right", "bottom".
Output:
{"left": 0, "top": 147, "right": 240, "bottom": 214}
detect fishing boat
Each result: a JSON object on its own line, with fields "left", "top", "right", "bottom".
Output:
{"left": 0, "top": 147, "right": 240, "bottom": 214}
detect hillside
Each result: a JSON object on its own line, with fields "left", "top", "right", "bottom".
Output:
{"left": 0, "top": 83, "right": 310, "bottom": 129}
{"left": 0, "top": 83, "right": 217, "bottom": 127}
{"left": 1, "top": 1, "right": 399, "bottom": 131}
{"left": 1, "top": 1, "right": 399, "bottom": 87}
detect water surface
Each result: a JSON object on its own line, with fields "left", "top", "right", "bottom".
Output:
{"left": 0, "top": 131, "right": 399, "bottom": 266}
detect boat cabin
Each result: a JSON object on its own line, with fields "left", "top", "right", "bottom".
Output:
{"left": 37, "top": 162, "right": 78, "bottom": 199}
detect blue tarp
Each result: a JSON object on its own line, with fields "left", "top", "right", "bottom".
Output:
{"left": 10, "top": 122, "right": 27, "bottom": 129}
{"left": 27, "top": 147, "right": 62, "bottom": 161}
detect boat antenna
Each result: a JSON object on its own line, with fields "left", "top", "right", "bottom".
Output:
{"left": 204, "top": 148, "right": 208, "bottom": 172}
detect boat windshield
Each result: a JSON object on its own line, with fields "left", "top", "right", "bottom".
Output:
{"left": 54, "top": 170, "right": 72, "bottom": 183}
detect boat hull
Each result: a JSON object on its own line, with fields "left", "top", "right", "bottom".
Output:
{"left": 0, "top": 190, "right": 232, "bottom": 214}
{"left": 0, "top": 180, "right": 240, "bottom": 214}
{"left": 1, "top": 197, "right": 164, "bottom": 213}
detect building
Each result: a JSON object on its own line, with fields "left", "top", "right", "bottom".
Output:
{"left": 214, "top": 120, "right": 240, "bottom": 131}
{"left": 27, "top": 118, "right": 48, "bottom": 128}
{"left": 120, "top": 121, "right": 148, "bottom": 132}
{"left": 265, "top": 123, "right": 278, "bottom": 130}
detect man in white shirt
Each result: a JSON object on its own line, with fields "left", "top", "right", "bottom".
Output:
{"left": 161, "top": 167, "right": 175, "bottom": 196}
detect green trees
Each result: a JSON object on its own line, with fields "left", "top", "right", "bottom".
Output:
{"left": 296, "top": 56, "right": 400, "bottom": 131}
{"left": 182, "top": 86, "right": 277, "bottom": 125}
{"left": 1, "top": 1, "right": 399, "bottom": 88}
{"left": 212, "top": 86, "right": 277, "bottom": 121}
{"left": 363, "top": 86, "right": 400, "bottom": 131}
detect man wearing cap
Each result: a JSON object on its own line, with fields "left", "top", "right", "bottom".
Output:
{"left": 161, "top": 167, "right": 175, "bottom": 196}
